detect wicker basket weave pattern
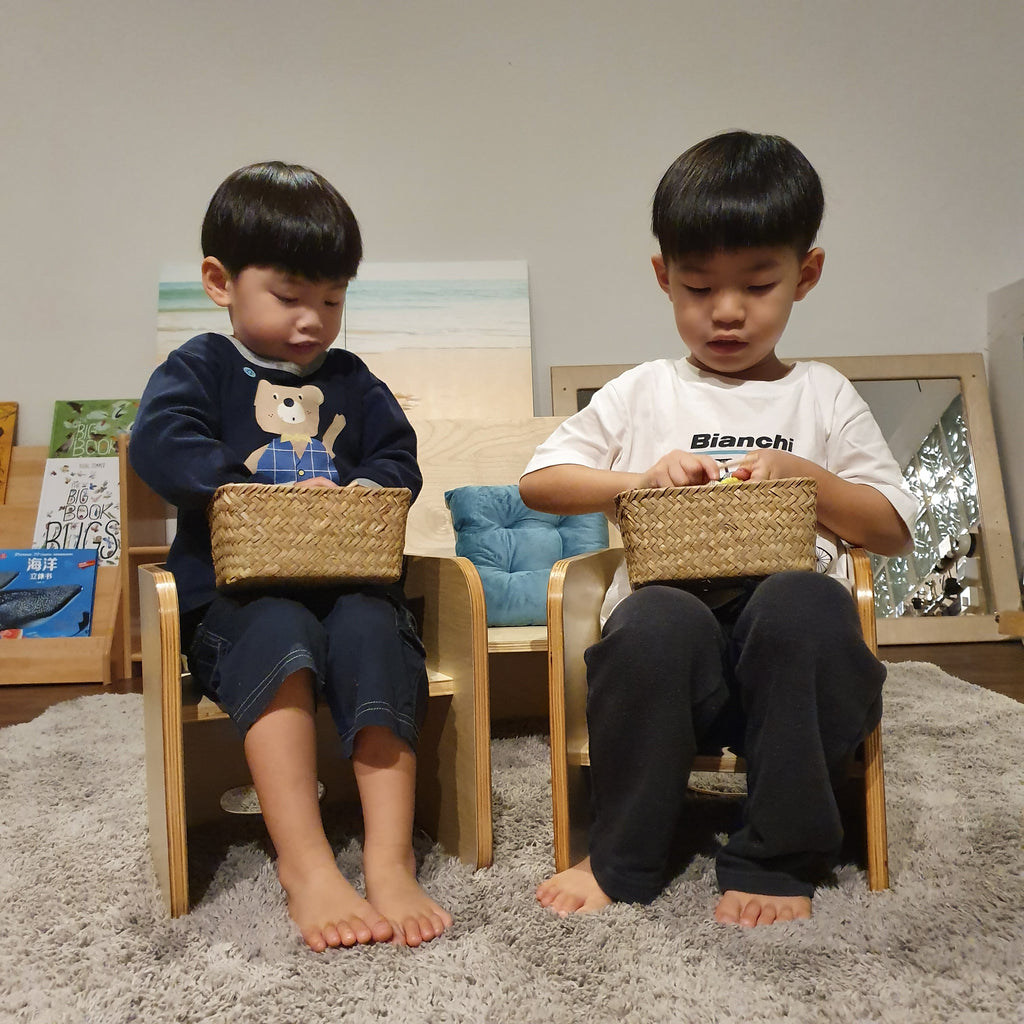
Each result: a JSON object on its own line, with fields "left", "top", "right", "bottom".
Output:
{"left": 615, "top": 477, "right": 818, "bottom": 588}
{"left": 209, "top": 483, "right": 411, "bottom": 590}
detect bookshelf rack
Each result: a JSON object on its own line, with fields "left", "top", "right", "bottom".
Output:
{"left": 0, "top": 446, "right": 123, "bottom": 684}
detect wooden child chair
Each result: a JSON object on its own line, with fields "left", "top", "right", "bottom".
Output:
{"left": 124, "top": 447, "right": 493, "bottom": 917}
{"left": 546, "top": 545, "right": 890, "bottom": 891}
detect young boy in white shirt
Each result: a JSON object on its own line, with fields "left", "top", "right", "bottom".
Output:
{"left": 521, "top": 131, "right": 918, "bottom": 926}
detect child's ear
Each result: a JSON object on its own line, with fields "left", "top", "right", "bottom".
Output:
{"left": 794, "top": 247, "right": 825, "bottom": 301}
{"left": 651, "top": 254, "right": 671, "bottom": 295}
{"left": 201, "top": 257, "right": 233, "bottom": 308}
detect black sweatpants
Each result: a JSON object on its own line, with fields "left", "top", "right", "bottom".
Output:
{"left": 584, "top": 571, "right": 885, "bottom": 903}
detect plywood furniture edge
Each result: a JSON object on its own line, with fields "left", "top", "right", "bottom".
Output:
{"left": 850, "top": 545, "right": 888, "bottom": 890}
{"left": 406, "top": 553, "right": 493, "bottom": 867}
{"left": 548, "top": 547, "right": 624, "bottom": 871}
{"left": 118, "top": 436, "right": 171, "bottom": 672}
{"left": 139, "top": 563, "right": 189, "bottom": 916}
{"left": 0, "top": 401, "right": 17, "bottom": 504}
{"left": 997, "top": 609, "right": 1024, "bottom": 637}
{"left": 0, "top": 445, "right": 123, "bottom": 685}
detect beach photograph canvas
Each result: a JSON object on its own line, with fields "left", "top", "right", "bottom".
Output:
{"left": 156, "top": 260, "right": 534, "bottom": 421}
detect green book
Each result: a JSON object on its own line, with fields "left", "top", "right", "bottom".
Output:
{"left": 48, "top": 399, "right": 140, "bottom": 458}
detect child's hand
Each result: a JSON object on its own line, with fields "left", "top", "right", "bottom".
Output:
{"left": 728, "top": 450, "right": 816, "bottom": 482}
{"left": 291, "top": 476, "right": 341, "bottom": 489}
{"left": 640, "top": 450, "right": 723, "bottom": 488}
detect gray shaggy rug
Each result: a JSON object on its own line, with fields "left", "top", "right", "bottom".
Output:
{"left": 1, "top": 661, "right": 1022, "bottom": 1024}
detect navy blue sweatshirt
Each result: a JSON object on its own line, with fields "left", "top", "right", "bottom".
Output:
{"left": 129, "top": 333, "right": 422, "bottom": 614}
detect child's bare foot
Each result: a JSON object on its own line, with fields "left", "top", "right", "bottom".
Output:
{"left": 279, "top": 860, "right": 393, "bottom": 952}
{"left": 364, "top": 852, "right": 452, "bottom": 947}
{"left": 714, "top": 890, "right": 812, "bottom": 927}
{"left": 536, "top": 856, "right": 613, "bottom": 916}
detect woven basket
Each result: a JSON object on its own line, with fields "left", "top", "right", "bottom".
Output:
{"left": 615, "top": 477, "right": 818, "bottom": 588}
{"left": 209, "top": 483, "right": 411, "bottom": 590}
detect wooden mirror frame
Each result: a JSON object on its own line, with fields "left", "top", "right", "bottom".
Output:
{"left": 550, "top": 353, "right": 1021, "bottom": 644}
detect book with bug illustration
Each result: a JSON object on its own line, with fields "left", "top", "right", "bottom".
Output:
{"left": 0, "top": 549, "right": 97, "bottom": 638}
{"left": 32, "top": 458, "right": 121, "bottom": 565}
{"left": 48, "top": 398, "right": 139, "bottom": 458}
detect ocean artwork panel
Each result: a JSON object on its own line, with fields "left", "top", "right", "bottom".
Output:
{"left": 156, "top": 267, "right": 232, "bottom": 359}
{"left": 156, "top": 260, "right": 534, "bottom": 420}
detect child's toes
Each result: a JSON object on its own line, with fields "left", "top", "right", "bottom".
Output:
{"left": 303, "top": 928, "right": 329, "bottom": 952}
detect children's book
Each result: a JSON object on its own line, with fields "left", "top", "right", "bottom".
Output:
{"left": 32, "top": 458, "right": 121, "bottom": 566}
{"left": 48, "top": 399, "right": 140, "bottom": 458}
{"left": 0, "top": 549, "right": 97, "bottom": 638}
{"left": 0, "top": 402, "right": 16, "bottom": 504}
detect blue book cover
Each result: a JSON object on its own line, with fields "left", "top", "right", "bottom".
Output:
{"left": 0, "top": 549, "right": 97, "bottom": 639}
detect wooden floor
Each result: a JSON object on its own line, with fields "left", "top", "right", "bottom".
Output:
{"left": 1, "top": 641, "right": 1022, "bottom": 729}
{"left": 881, "top": 640, "right": 1024, "bottom": 703}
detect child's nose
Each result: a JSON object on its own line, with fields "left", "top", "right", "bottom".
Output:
{"left": 712, "top": 290, "right": 745, "bottom": 325}
{"left": 296, "top": 305, "right": 322, "bottom": 330}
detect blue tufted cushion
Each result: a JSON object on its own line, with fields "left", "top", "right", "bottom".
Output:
{"left": 444, "top": 484, "right": 609, "bottom": 627}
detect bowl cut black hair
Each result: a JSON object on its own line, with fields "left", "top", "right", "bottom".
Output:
{"left": 201, "top": 161, "right": 362, "bottom": 280}
{"left": 652, "top": 131, "right": 824, "bottom": 263}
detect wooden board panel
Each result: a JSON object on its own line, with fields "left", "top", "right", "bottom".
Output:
{"left": 0, "top": 402, "right": 16, "bottom": 504}
{"left": 407, "top": 417, "right": 566, "bottom": 557}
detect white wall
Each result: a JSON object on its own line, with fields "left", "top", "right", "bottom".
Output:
{"left": 3, "top": 1, "right": 1023, "bottom": 457}
{"left": 988, "top": 279, "right": 1024, "bottom": 571}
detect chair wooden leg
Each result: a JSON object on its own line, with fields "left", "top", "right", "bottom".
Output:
{"left": 139, "top": 565, "right": 189, "bottom": 917}
{"left": 548, "top": 629, "right": 591, "bottom": 873}
{"left": 862, "top": 721, "right": 889, "bottom": 891}
{"left": 548, "top": 637, "right": 572, "bottom": 873}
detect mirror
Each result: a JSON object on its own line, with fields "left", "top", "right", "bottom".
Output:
{"left": 550, "top": 354, "right": 1020, "bottom": 644}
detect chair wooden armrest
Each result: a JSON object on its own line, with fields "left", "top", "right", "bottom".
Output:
{"left": 547, "top": 546, "right": 888, "bottom": 890}
{"left": 139, "top": 563, "right": 188, "bottom": 916}
{"left": 140, "top": 555, "right": 492, "bottom": 918}
{"left": 849, "top": 545, "right": 888, "bottom": 890}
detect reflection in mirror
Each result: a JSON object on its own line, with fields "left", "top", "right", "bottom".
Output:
{"left": 856, "top": 380, "right": 984, "bottom": 619}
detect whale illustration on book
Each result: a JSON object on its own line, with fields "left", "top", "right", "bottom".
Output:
{"left": 0, "top": 572, "right": 18, "bottom": 590}
{"left": 0, "top": 585, "right": 82, "bottom": 630}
